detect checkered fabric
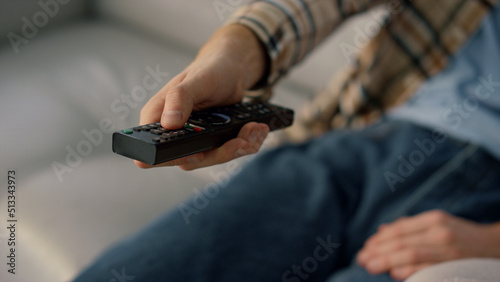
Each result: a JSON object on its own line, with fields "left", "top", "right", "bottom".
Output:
{"left": 226, "top": 0, "right": 499, "bottom": 141}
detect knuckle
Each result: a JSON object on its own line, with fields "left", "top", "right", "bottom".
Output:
{"left": 139, "top": 106, "right": 148, "bottom": 118}
{"left": 430, "top": 210, "right": 450, "bottom": 225}
{"left": 165, "top": 88, "right": 183, "bottom": 101}
{"left": 436, "top": 227, "right": 456, "bottom": 244}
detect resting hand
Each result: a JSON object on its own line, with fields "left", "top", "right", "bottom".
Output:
{"left": 356, "top": 210, "right": 500, "bottom": 281}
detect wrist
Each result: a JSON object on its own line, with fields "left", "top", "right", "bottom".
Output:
{"left": 483, "top": 222, "right": 500, "bottom": 258}
{"left": 199, "top": 24, "right": 269, "bottom": 90}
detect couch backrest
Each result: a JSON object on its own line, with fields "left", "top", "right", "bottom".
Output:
{"left": 96, "top": 0, "right": 382, "bottom": 91}
{"left": 1, "top": 0, "right": 87, "bottom": 49}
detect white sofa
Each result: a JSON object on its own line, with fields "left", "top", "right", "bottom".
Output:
{"left": 1, "top": 1, "right": 498, "bottom": 282}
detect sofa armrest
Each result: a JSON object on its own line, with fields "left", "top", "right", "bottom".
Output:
{"left": 405, "top": 258, "right": 500, "bottom": 282}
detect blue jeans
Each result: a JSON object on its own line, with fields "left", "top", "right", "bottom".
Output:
{"left": 73, "top": 120, "right": 500, "bottom": 282}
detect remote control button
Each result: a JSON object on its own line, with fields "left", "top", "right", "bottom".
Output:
{"left": 140, "top": 126, "right": 150, "bottom": 131}
{"left": 236, "top": 113, "right": 252, "bottom": 120}
{"left": 147, "top": 124, "right": 158, "bottom": 129}
{"left": 133, "top": 127, "right": 142, "bottom": 132}
{"left": 193, "top": 126, "right": 203, "bottom": 132}
{"left": 210, "top": 113, "right": 231, "bottom": 125}
{"left": 188, "top": 112, "right": 211, "bottom": 126}
{"left": 152, "top": 137, "right": 161, "bottom": 142}
{"left": 151, "top": 129, "right": 162, "bottom": 135}
{"left": 123, "top": 129, "right": 134, "bottom": 134}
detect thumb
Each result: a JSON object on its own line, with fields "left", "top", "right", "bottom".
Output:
{"left": 161, "top": 85, "right": 195, "bottom": 129}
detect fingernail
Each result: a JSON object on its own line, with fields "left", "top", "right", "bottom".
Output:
{"left": 162, "top": 111, "right": 182, "bottom": 125}
{"left": 187, "top": 155, "right": 201, "bottom": 164}
{"left": 249, "top": 131, "right": 258, "bottom": 143}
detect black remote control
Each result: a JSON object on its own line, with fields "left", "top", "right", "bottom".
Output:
{"left": 112, "top": 102, "right": 294, "bottom": 165}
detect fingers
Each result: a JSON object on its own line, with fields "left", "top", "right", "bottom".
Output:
{"left": 358, "top": 232, "right": 430, "bottom": 263}
{"left": 357, "top": 210, "right": 466, "bottom": 279}
{"left": 365, "top": 210, "right": 452, "bottom": 247}
{"left": 160, "top": 85, "right": 195, "bottom": 129}
{"left": 179, "top": 122, "right": 269, "bottom": 170}
{"left": 134, "top": 122, "right": 269, "bottom": 170}
{"left": 389, "top": 263, "right": 433, "bottom": 281}
{"left": 361, "top": 245, "right": 455, "bottom": 276}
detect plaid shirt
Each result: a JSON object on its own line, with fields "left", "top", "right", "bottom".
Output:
{"left": 226, "top": 0, "right": 499, "bottom": 141}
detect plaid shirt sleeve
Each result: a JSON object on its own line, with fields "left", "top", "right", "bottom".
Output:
{"left": 226, "top": 0, "right": 498, "bottom": 141}
{"left": 226, "top": 0, "right": 384, "bottom": 91}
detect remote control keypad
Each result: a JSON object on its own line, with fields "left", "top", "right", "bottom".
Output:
{"left": 123, "top": 103, "right": 279, "bottom": 144}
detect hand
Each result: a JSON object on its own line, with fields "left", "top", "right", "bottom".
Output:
{"left": 135, "top": 24, "right": 270, "bottom": 170}
{"left": 356, "top": 210, "right": 500, "bottom": 281}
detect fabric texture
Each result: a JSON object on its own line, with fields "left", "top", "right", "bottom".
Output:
{"left": 72, "top": 120, "right": 500, "bottom": 282}
{"left": 226, "top": 0, "right": 499, "bottom": 141}
{"left": 389, "top": 3, "right": 500, "bottom": 160}
{"left": 405, "top": 258, "right": 500, "bottom": 282}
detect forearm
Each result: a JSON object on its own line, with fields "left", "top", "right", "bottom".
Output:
{"left": 225, "top": 0, "right": 386, "bottom": 88}
{"left": 197, "top": 24, "right": 268, "bottom": 90}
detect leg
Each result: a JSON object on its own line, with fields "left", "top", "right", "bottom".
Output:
{"left": 73, "top": 119, "right": 500, "bottom": 282}
{"left": 73, "top": 125, "right": 368, "bottom": 282}
{"left": 326, "top": 121, "right": 500, "bottom": 282}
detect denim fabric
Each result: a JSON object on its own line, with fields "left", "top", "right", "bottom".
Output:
{"left": 73, "top": 120, "right": 500, "bottom": 282}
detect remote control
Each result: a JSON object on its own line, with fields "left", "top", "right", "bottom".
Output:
{"left": 112, "top": 102, "right": 294, "bottom": 165}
